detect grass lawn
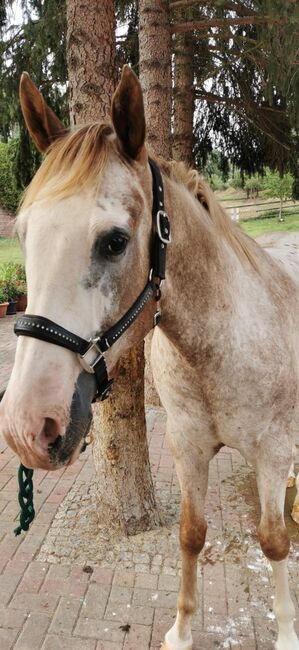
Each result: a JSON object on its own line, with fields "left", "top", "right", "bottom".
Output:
{"left": 240, "top": 213, "right": 299, "bottom": 239}
{"left": 0, "top": 237, "right": 23, "bottom": 264}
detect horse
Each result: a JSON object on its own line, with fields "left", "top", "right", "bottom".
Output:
{"left": 0, "top": 65, "right": 299, "bottom": 650}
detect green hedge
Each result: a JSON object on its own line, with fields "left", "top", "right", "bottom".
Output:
{"left": 0, "top": 141, "right": 21, "bottom": 214}
{"left": 0, "top": 261, "right": 26, "bottom": 300}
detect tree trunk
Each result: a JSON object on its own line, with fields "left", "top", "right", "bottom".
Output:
{"left": 139, "top": 0, "right": 172, "bottom": 159}
{"left": 66, "top": 0, "right": 117, "bottom": 124}
{"left": 92, "top": 347, "right": 159, "bottom": 535}
{"left": 279, "top": 198, "right": 284, "bottom": 221}
{"left": 66, "top": 0, "right": 159, "bottom": 535}
{"left": 139, "top": 0, "right": 172, "bottom": 405}
{"left": 173, "top": 25, "right": 194, "bottom": 166}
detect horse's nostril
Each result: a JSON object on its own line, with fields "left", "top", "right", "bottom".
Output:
{"left": 39, "top": 417, "right": 61, "bottom": 451}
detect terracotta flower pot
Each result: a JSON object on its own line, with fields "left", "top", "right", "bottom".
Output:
{"left": 16, "top": 295, "right": 27, "bottom": 311}
{"left": 0, "top": 302, "right": 9, "bottom": 318}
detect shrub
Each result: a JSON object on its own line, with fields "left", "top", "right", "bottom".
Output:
{"left": 244, "top": 175, "right": 263, "bottom": 198}
{"left": 0, "top": 262, "right": 27, "bottom": 299}
{"left": 230, "top": 172, "right": 244, "bottom": 189}
{"left": 0, "top": 141, "right": 21, "bottom": 214}
{"left": 0, "top": 286, "right": 8, "bottom": 303}
{"left": 263, "top": 170, "right": 294, "bottom": 202}
{"left": 209, "top": 174, "right": 228, "bottom": 191}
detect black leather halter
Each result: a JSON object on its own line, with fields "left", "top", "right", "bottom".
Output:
{"left": 14, "top": 159, "right": 171, "bottom": 401}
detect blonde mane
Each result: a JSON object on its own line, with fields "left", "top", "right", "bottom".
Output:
{"left": 155, "top": 156, "right": 258, "bottom": 270}
{"left": 21, "top": 122, "right": 257, "bottom": 269}
{"left": 21, "top": 123, "right": 113, "bottom": 209}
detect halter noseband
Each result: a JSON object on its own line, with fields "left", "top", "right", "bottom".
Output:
{"left": 14, "top": 159, "right": 171, "bottom": 401}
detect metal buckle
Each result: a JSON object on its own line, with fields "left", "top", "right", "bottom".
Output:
{"left": 153, "top": 310, "right": 161, "bottom": 326}
{"left": 78, "top": 338, "right": 103, "bottom": 374}
{"left": 156, "top": 210, "right": 171, "bottom": 244}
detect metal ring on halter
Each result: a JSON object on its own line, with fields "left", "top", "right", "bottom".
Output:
{"left": 78, "top": 337, "right": 104, "bottom": 374}
{"left": 154, "top": 286, "right": 161, "bottom": 301}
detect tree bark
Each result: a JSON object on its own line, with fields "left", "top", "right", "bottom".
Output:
{"left": 139, "top": 0, "right": 172, "bottom": 405}
{"left": 66, "top": 0, "right": 159, "bottom": 535}
{"left": 92, "top": 348, "right": 159, "bottom": 536}
{"left": 66, "top": 0, "right": 117, "bottom": 124}
{"left": 173, "top": 25, "right": 194, "bottom": 167}
{"left": 139, "top": 0, "right": 172, "bottom": 159}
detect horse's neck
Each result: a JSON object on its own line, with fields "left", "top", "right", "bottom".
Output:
{"left": 161, "top": 179, "right": 257, "bottom": 357}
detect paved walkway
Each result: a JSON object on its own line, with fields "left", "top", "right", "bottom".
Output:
{"left": 0, "top": 314, "right": 299, "bottom": 649}
{"left": 0, "top": 313, "right": 21, "bottom": 396}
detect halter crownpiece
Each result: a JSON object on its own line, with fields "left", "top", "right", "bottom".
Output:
{"left": 14, "top": 159, "right": 171, "bottom": 401}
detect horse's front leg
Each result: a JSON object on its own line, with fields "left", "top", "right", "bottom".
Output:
{"left": 256, "top": 437, "right": 299, "bottom": 650}
{"left": 162, "top": 434, "right": 212, "bottom": 650}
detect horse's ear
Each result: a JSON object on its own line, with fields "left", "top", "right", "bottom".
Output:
{"left": 111, "top": 65, "right": 146, "bottom": 160}
{"left": 19, "top": 72, "right": 65, "bottom": 153}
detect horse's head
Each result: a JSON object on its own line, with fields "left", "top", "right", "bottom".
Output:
{"left": 0, "top": 66, "right": 159, "bottom": 470}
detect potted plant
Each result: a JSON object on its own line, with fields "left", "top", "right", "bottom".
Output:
{"left": 0, "top": 263, "right": 19, "bottom": 315}
{"left": 6, "top": 297, "right": 18, "bottom": 315}
{"left": 14, "top": 265, "right": 27, "bottom": 311}
{"left": 0, "top": 287, "right": 9, "bottom": 318}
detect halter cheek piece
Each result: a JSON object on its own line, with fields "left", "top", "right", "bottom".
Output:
{"left": 14, "top": 159, "right": 171, "bottom": 401}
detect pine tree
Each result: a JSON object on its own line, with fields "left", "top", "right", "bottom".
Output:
{"left": 1, "top": 0, "right": 298, "bottom": 193}
{"left": 171, "top": 0, "right": 298, "bottom": 179}
{"left": 139, "top": 0, "right": 172, "bottom": 159}
{"left": 0, "top": 0, "right": 68, "bottom": 190}
{"left": 66, "top": 0, "right": 159, "bottom": 536}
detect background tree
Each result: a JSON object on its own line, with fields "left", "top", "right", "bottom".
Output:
{"left": 168, "top": 0, "right": 298, "bottom": 189}
{"left": 1, "top": 1, "right": 297, "bottom": 190}
{"left": 0, "top": 0, "right": 67, "bottom": 191}
{"left": 66, "top": 0, "right": 159, "bottom": 536}
{"left": 244, "top": 175, "right": 262, "bottom": 199}
{"left": 139, "top": 0, "right": 172, "bottom": 159}
{"left": 139, "top": 0, "right": 172, "bottom": 407}
{"left": 0, "top": 140, "right": 19, "bottom": 212}
{"left": 172, "top": 11, "right": 194, "bottom": 166}
{"left": 67, "top": 0, "right": 116, "bottom": 124}
{"left": 263, "top": 170, "right": 295, "bottom": 221}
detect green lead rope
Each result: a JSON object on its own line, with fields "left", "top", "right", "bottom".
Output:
{"left": 14, "top": 435, "right": 92, "bottom": 535}
{"left": 14, "top": 464, "right": 35, "bottom": 536}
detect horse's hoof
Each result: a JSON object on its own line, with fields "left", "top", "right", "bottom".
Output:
{"left": 287, "top": 476, "right": 296, "bottom": 488}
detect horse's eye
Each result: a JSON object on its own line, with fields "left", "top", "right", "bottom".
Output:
{"left": 102, "top": 233, "right": 128, "bottom": 257}
{"left": 95, "top": 229, "right": 130, "bottom": 260}
{"left": 107, "top": 235, "right": 127, "bottom": 255}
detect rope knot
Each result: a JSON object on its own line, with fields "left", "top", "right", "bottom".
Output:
{"left": 14, "top": 464, "right": 35, "bottom": 536}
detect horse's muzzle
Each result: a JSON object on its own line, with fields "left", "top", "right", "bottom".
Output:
{"left": 47, "top": 371, "right": 96, "bottom": 467}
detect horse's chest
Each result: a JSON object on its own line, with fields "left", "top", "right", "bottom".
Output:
{"left": 152, "top": 325, "right": 297, "bottom": 451}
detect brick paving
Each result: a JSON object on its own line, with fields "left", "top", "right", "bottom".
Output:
{"left": 0, "top": 313, "right": 21, "bottom": 396}
{"left": 0, "top": 314, "right": 299, "bottom": 649}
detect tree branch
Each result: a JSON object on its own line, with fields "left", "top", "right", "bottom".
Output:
{"left": 195, "top": 92, "right": 290, "bottom": 150}
{"left": 170, "top": 0, "right": 256, "bottom": 17}
{"left": 195, "top": 91, "right": 284, "bottom": 113}
{"left": 171, "top": 15, "right": 286, "bottom": 34}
